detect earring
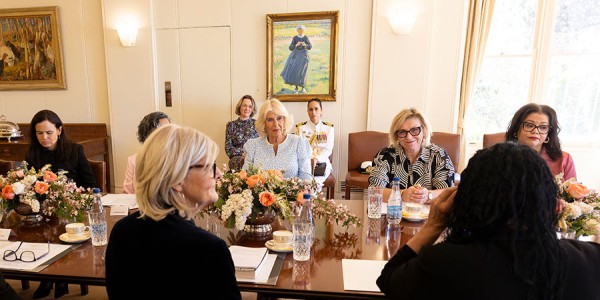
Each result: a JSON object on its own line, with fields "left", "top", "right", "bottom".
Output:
{"left": 544, "top": 137, "right": 549, "bottom": 143}
{"left": 513, "top": 133, "right": 517, "bottom": 138}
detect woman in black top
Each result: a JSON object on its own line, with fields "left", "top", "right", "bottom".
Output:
{"left": 377, "top": 142, "right": 600, "bottom": 300}
{"left": 26, "top": 110, "right": 96, "bottom": 299}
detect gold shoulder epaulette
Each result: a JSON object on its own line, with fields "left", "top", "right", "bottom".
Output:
{"left": 296, "top": 121, "right": 307, "bottom": 127}
{"left": 322, "top": 121, "right": 334, "bottom": 127}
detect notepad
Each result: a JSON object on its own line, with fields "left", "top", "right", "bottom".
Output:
{"left": 342, "top": 259, "right": 387, "bottom": 292}
{"left": 229, "top": 246, "right": 268, "bottom": 279}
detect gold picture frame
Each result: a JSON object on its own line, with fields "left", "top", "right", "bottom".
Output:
{"left": 0, "top": 6, "right": 66, "bottom": 90}
{"left": 267, "top": 11, "right": 338, "bottom": 102}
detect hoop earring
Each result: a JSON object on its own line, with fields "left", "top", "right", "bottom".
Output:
{"left": 544, "top": 137, "right": 549, "bottom": 143}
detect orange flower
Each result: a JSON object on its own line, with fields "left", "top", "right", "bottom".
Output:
{"left": 246, "top": 174, "right": 264, "bottom": 188}
{"left": 567, "top": 183, "right": 590, "bottom": 199}
{"left": 296, "top": 192, "right": 306, "bottom": 205}
{"left": 267, "top": 169, "right": 283, "bottom": 179}
{"left": 1, "top": 185, "right": 14, "bottom": 200}
{"left": 259, "top": 191, "right": 277, "bottom": 207}
{"left": 238, "top": 170, "right": 248, "bottom": 180}
{"left": 35, "top": 181, "right": 49, "bottom": 194}
{"left": 43, "top": 170, "right": 58, "bottom": 182}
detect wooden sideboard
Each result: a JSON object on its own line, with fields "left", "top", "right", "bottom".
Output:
{"left": 0, "top": 123, "right": 111, "bottom": 192}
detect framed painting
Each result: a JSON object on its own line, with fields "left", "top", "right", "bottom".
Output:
{"left": 0, "top": 6, "right": 66, "bottom": 90}
{"left": 267, "top": 11, "right": 338, "bottom": 102}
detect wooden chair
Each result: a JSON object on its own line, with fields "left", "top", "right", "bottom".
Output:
{"left": 88, "top": 159, "right": 106, "bottom": 192}
{"left": 345, "top": 131, "right": 389, "bottom": 200}
{"left": 430, "top": 132, "right": 461, "bottom": 168}
{"left": 483, "top": 132, "right": 505, "bottom": 148}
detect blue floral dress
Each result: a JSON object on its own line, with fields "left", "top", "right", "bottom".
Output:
{"left": 225, "top": 118, "right": 258, "bottom": 171}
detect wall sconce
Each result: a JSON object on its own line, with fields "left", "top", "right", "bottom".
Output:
{"left": 116, "top": 22, "right": 138, "bottom": 47}
{"left": 388, "top": 7, "right": 418, "bottom": 35}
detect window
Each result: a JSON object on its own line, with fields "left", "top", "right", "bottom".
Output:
{"left": 465, "top": 0, "right": 600, "bottom": 146}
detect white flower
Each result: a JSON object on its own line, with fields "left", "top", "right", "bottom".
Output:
{"left": 564, "top": 202, "right": 582, "bottom": 219}
{"left": 583, "top": 219, "right": 600, "bottom": 235}
{"left": 22, "top": 175, "right": 37, "bottom": 186}
{"left": 573, "top": 201, "right": 594, "bottom": 215}
{"left": 11, "top": 182, "right": 25, "bottom": 195}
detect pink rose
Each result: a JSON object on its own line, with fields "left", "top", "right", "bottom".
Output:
{"left": 567, "top": 183, "right": 590, "bottom": 199}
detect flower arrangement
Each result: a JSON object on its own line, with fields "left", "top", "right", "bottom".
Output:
{"left": 0, "top": 162, "right": 94, "bottom": 221}
{"left": 207, "top": 165, "right": 362, "bottom": 230}
{"left": 555, "top": 173, "right": 600, "bottom": 237}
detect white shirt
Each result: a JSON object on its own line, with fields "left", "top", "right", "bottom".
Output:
{"left": 295, "top": 120, "right": 334, "bottom": 186}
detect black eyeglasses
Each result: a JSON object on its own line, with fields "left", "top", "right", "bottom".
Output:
{"left": 521, "top": 122, "right": 551, "bottom": 134}
{"left": 189, "top": 161, "right": 217, "bottom": 178}
{"left": 395, "top": 126, "right": 422, "bottom": 138}
{"left": 3, "top": 241, "right": 50, "bottom": 262}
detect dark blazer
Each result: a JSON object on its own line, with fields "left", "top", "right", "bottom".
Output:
{"left": 26, "top": 143, "right": 96, "bottom": 189}
{"left": 106, "top": 211, "right": 241, "bottom": 299}
{"left": 377, "top": 239, "right": 600, "bottom": 300}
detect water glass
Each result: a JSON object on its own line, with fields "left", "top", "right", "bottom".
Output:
{"left": 367, "top": 186, "right": 384, "bottom": 219}
{"left": 88, "top": 211, "right": 108, "bottom": 246}
{"left": 293, "top": 222, "right": 312, "bottom": 261}
{"left": 556, "top": 228, "right": 576, "bottom": 239}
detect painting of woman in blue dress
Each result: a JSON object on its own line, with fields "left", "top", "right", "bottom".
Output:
{"left": 280, "top": 24, "right": 312, "bottom": 94}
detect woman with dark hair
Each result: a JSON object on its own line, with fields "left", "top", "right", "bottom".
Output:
{"left": 377, "top": 142, "right": 600, "bottom": 300}
{"left": 123, "top": 111, "right": 171, "bottom": 194}
{"left": 26, "top": 109, "right": 96, "bottom": 298}
{"left": 225, "top": 95, "right": 258, "bottom": 171}
{"left": 506, "top": 103, "right": 576, "bottom": 180}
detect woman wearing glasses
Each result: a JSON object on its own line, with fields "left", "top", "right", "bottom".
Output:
{"left": 369, "top": 108, "right": 455, "bottom": 203}
{"left": 106, "top": 125, "right": 241, "bottom": 299}
{"left": 505, "top": 103, "right": 576, "bottom": 180}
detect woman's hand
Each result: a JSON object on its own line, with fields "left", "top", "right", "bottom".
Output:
{"left": 406, "top": 187, "right": 457, "bottom": 254}
{"left": 405, "top": 184, "right": 428, "bottom": 204}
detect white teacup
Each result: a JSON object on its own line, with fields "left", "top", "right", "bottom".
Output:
{"left": 404, "top": 202, "right": 424, "bottom": 216}
{"left": 272, "top": 230, "right": 293, "bottom": 248}
{"left": 65, "top": 222, "right": 90, "bottom": 237}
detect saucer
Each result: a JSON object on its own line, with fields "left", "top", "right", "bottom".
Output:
{"left": 59, "top": 232, "right": 91, "bottom": 244}
{"left": 402, "top": 211, "right": 429, "bottom": 222}
{"left": 265, "top": 240, "right": 293, "bottom": 252}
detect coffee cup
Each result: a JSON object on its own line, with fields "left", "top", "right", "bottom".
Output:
{"left": 65, "top": 222, "right": 90, "bottom": 237}
{"left": 272, "top": 230, "right": 293, "bottom": 248}
{"left": 404, "top": 202, "right": 424, "bottom": 215}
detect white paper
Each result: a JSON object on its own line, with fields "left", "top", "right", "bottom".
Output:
{"left": 110, "top": 205, "right": 129, "bottom": 216}
{"left": 0, "top": 229, "right": 13, "bottom": 240}
{"left": 236, "top": 254, "right": 277, "bottom": 283}
{"left": 101, "top": 194, "right": 138, "bottom": 209}
{"left": 0, "top": 242, "right": 71, "bottom": 271}
{"left": 342, "top": 259, "right": 387, "bottom": 292}
{"left": 229, "top": 246, "right": 268, "bottom": 269}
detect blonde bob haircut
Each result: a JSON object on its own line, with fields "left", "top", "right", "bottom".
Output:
{"left": 254, "top": 98, "right": 294, "bottom": 137}
{"left": 135, "top": 124, "right": 219, "bottom": 221}
{"left": 389, "top": 107, "right": 432, "bottom": 149}
{"left": 234, "top": 95, "right": 257, "bottom": 117}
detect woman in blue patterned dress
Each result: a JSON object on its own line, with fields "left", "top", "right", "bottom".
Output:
{"left": 243, "top": 98, "right": 312, "bottom": 180}
{"left": 369, "top": 108, "right": 455, "bottom": 203}
{"left": 280, "top": 24, "right": 312, "bottom": 94}
{"left": 225, "top": 95, "right": 258, "bottom": 171}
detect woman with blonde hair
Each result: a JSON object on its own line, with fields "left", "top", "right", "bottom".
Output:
{"left": 243, "top": 98, "right": 312, "bottom": 180}
{"left": 106, "top": 124, "right": 241, "bottom": 299}
{"left": 369, "top": 107, "right": 455, "bottom": 202}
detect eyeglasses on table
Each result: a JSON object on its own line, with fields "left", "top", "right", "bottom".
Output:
{"left": 2, "top": 241, "right": 50, "bottom": 262}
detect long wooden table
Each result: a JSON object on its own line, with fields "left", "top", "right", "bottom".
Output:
{"left": 1, "top": 200, "right": 596, "bottom": 299}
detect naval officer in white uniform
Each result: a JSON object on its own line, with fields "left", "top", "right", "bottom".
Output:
{"left": 295, "top": 98, "right": 334, "bottom": 190}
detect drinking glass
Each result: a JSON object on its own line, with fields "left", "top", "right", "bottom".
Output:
{"left": 88, "top": 211, "right": 108, "bottom": 246}
{"left": 367, "top": 186, "right": 384, "bottom": 219}
{"left": 556, "top": 228, "right": 576, "bottom": 239}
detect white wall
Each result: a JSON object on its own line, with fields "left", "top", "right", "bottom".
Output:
{"left": 0, "top": 1, "right": 108, "bottom": 124}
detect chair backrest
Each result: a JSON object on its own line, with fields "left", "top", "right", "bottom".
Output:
{"left": 483, "top": 132, "right": 505, "bottom": 148}
{"left": 88, "top": 159, "right": 106, "bottom": 192}
{"left": 430, "top": 132, "right": 461, "bottom": 168}
{"left": 0, "top": 160, "right": 18, "bottom": 176}
{"left": 347, "top": 131, "right": 389, "bottom": 171}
